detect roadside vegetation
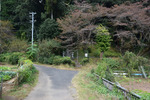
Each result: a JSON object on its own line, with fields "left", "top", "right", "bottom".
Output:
{"left": 0, "top": 54, "right": 38, "bottom": 99}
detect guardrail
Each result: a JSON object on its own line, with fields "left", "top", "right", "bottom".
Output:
{"left": 93, "top": 73, "right": 141, "bottom": 100}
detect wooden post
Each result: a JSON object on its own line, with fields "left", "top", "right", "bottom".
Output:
{"left": 141, "top": 66, "right": 147, "bottom": 78}
{"left": 0, "top": 76, "right": 3, "bottom": 99}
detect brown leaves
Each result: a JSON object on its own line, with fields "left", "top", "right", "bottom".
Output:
{"left": 57, "top": 1, "right": 150, "bottom": 50}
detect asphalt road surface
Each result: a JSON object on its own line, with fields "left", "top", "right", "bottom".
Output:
{"left": 24, "top": 65, "right": 78, "bottom": 100}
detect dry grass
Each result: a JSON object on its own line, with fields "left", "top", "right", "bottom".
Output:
{"left": 72, "top": 70, "right": 107, "bottom": 100}
{"left": 71, "top": 62, "right": 108, "bottom": 100}
{"left": 34, "top": 61, "right": 98, "bottom": 71}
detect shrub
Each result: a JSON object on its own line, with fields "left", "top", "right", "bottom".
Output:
{"left": 26, "top": 44, "right": 38, "bottom": 61}
{"left": 37, "top": 39, "right": 60, "bottom": 63}
{"left": 92, "top": 49, "right": 100, "bottom": 57}
{"left": 18, "top": 67, "right": 33, "bottom": 83}
{"left": 38, "top": 18, "right": 61, "bottom": 40}
{"left": 121, "top": 51, "right": 149, "bottom": 76}
{"left": 104, "top": 49, "right": 121, "bottom": 57}
{"left": 8, "top": 52, "right": 24, "bottom": 65}
{"left": 53, "top": 56, "right": 75, "bottom": 66}
{"left": 81, "top": 58, "right": 89, "bottom": 65}
{"left": 18, "top": 58, "right": 38, "bottom": 84}
{"left": 95, "top": 62, "right": 108, "bottom": 78}
{"left": 0, "top": 53, "right": 11, "bottom": 62}
{"left": 95, "top": 61, "right": 115, "bottom": 82}
{"left": 0, "top": 52, "right": 24, "bottom": 65}
{"left": 8, "top": 38, "right": 28, "bottom": 53}
{"left": 102, "top": 58, "right": 120, "bottom": 69}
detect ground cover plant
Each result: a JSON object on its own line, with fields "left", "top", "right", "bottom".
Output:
{"left": 0, "top": 66, "right": 16, "bottom": 81}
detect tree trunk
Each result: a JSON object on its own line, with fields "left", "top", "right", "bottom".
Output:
{"left": 77, "top": 50, "right": 79, "bottom": 63}
{"left": 51, "top": 9, "right": 53, "bottom": 19}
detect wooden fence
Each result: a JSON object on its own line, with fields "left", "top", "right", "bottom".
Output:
{"left": 93, "top": 73, "right": 141, "bottom": 100}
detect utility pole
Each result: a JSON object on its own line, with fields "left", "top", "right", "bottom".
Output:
{"left": 29, "top": 12, "right": 36, "bottom": 49}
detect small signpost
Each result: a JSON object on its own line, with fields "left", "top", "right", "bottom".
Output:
{"left": 85, "top": 53, "right": 88, "bottom": 58}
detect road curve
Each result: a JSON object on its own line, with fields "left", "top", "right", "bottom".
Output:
{"left": 24, "top": 65, "right": 78, "bottom": 100}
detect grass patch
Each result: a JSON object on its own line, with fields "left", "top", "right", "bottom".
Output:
{"left": 133, "top": 89, "right": 150, "bottom": 100}
{"left": 72, "top": 70, "right": 125, "bottom": 100}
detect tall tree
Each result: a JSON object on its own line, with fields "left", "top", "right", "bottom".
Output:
{"left": 13, "top": 0, "right": 44, "bottom": 40}
{"left": 38, "top": 18, "right": 61, "bottom": 40}
{"left": 45, "top": 0, "right": 74, "bottom": 19}
{"left": 0, "top": 21, "right": 14, "bottom": 53}
{"left": 45, "top": 0, "right": 57, "bottom": 19}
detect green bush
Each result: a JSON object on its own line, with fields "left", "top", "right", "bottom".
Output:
{"left": 104, "top": 49, "right": 121, "bottom": 57}
{"left": 53, "top": 56, "right": 75, "bottom": 66}
{"left": 81, "top": 58, "right": 89, "bottom": 65}
{"left": 0, "top": 53, "right": 10, "bottom": 62}
{"left": 38, "top": 18, "right": 61, "bottom": 40}
{"left": 102, "top": 58, "right": 120, "bottom": 69}
{"left": 37, "top": 39, "right": 60, "bottom": 63}
{"left": 18, "top": 58, "right": 38, "bottom": 84}
{"left": 8, "top": 52, "right": 24, "bottom": 65}
{"left": 0, "top": 52, "right": 24, "bottom": 65}
{"left": 92, "top": 49, "right": 100, "bottom": 57}
{"left": 95, "top": 61, "right": 115, "bottom": 82}
{"left": 95, "top": 62, "right": 108, "bottom": 78}
{"left": 121, "top": 51, "right": 149, "bottom": 76}
{"left": 8, "top": 38, "right": 28, "bottom": 52}
{"left": 26, "top": 44, "right": 38, "bottom": 61}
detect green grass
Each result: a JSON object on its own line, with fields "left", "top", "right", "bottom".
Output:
{"left": 133, "top": 90, "right": 150, "bottom": 100}
{"left": 72, "top": 70, "right": 125, "bottom": 100}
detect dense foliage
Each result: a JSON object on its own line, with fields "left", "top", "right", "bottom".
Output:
{"left": 18, "top": 58, "right": 38, "bottom": 84}
{"left": 0, "top": 21, "right": 14, "bottom": 53}
{"left": 38, "top": 18, "right": 61, "bottom": 40}
{"left": 37, "top": 39, "right": 60, "bottom": 63}
{"left": 58, "top": 0, "right": 150, "bottom": 54}
{"left": 0, "top": 52, "right": 24, "bottom": 65}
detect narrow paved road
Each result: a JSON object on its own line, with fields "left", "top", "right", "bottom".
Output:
{"left": 24, "top": 65, "right": 78, "bottom": 100}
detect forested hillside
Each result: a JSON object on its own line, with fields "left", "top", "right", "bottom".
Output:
{"left": 0, "top": 0, "right": 150, "bottom": 56}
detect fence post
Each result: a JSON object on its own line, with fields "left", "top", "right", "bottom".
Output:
{"left": 0, "top": 76, "right": 3, "bottom": 99}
